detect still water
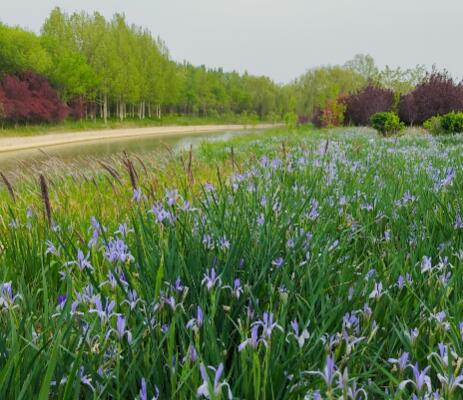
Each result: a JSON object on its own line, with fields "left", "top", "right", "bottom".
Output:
{"left": 0, "top": 129, "right": 257, "bottom": 171}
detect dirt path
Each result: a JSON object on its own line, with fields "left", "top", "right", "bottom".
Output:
{"left": 0, "top": 124, "right": 275, "bottom": 153}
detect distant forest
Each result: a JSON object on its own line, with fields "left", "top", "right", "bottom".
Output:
{"left": 0, "top": 8, "right": 433, "bottom": 125}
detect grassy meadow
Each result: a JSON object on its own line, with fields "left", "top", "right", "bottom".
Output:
{"left": 1, "top": 126, "right": 463, "bottom": 399}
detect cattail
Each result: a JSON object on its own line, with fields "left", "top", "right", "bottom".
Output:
{"left": 122, "top": 152, "right": 138, "bottom": 190}
{"left": 230, "top": 146, "right": 236, "bottom": 171}
{"left": 39, "top": 174, "right": 52, "bottom": 226}
{"left": 187, "top": 144, "right": 194, "bottom": 185}
{"left": 99, "top": 161, "right": 122, "bottom": 184}
{"left": 0, "top": 172, "right": 15, "bottom": 202}
{"left": 150, "top": 178, "right": 157, "bottom": 199}
{"left": 323, "top": 139, "right": 330, "bottom": 156}
{"left": 74, "top": 228, "right": 86, "bottom": 248}
{"left": 282, "top": 142, "right": 287, "bottom": 161}
{"left": 38, "top": 148, "right": 49, "bottom": 156}
{"left": 134, "top": 155, "right": 148, "bottom": 174}
{"left": 127, "top": 159, "right": 137, "bottom": 191}
{"left": 216, "top": 165, "right": 222, "bottom": 188}
{"left": 104, "top": 174, "right": 118, "bottom": 194}
{"left": 161, "top": 143, "right": 175, "bottom": 160}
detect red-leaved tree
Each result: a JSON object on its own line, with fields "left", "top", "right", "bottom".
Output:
{"left": 399, "top": 72, "right": 463, "bottom": 125}
{"left": 344, "top": 86, "right": 395, "bottom": 126}
{"left": 68, "top": 97, "right": 86, "bottom": 119}
{"left": 0, "top": 71, "right": 69, "bottom": 123}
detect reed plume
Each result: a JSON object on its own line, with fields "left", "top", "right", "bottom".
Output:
{"left": 0, "top": 172, "right": 15, "bottom": 202}
{"left": 39, "top": 174, "right": 52, "bottom": 226}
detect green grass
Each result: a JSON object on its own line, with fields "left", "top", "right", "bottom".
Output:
{"left": 0, "top": 114, "right": 268, "bottom": 137}
{"left": 0, "top": 126, "right": 462, "bottom": 398}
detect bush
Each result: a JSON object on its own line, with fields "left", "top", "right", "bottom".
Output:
{"left": 399, "top": 71, "right": 463, "bottom": 125}
{"left": 312, "top": 96, "right": 347, "bottom": 128}
{"left": 344, "top": 86, "right": 395, "bottom": 126}
{"left": 440, "top": 112, "right": 463, "bottom": 134}
{"left": 284, "top": 111, "right": 298, "bottom": 129}
{"left": 298, "top": 115, "right": 310, "bottom": 125}
{"left": 423, "top": 116, "right": 444, "bottom": 135}
{"left": 370, "top": 112, "right": 404, "bottom": 135}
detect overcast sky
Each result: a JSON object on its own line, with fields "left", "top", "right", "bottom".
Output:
{"left": 1, "top": 0, "right": 461, "bottom": 83}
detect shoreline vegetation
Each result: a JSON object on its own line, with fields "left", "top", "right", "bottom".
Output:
{"left": 0, "top": 114, "right": 272, "bottom": 137}
{"left": 0, "top": 123, "right": 277, "bottom": 153}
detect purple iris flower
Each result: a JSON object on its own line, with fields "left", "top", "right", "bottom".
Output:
{"left": 151, "top": 203, "right": 172, "bottom": 223}
{"left": 67, "top": 249, "right": 93, "bottom": 271}
{"left": 165, "top": 189, "right": 179, "bottom": 206}
{"left": 111, "top": 315, "right": 132, "bottom": 343}
{"left": 388, "top": 351, "right": 409, "bottom": 372}
{"left": 238, "top": 325, "right": 261, "bottom": 351}
{"left": 45, "top": 240, "right": 59, "bottom": 256}
{"left": 90, "top": 216, "right": 101, "bottom": 230}
{"left": 57, "top": 295, "right": 67, "bottom": 310}
{"left": 304, "top": 354, "right": 340, "bottom": 388}
{"left": 104, "top": 238, "right": 134, "bottom": 263}
{"left": 186, "top": 306, "right": 204, "bottom": 330}
{"left": 89, "top": 295, "right": 116, "bottom": 325}
{"left": 251, "top": 312, "right": 283, "bottom": 339}
{"left": 455, "top": 212, "right": 463, "bottom": 229}
{"left": 288, "top": 320, "right": 310, "bottom": 348}
{"left": 202, "top": 234, "right": 215, "bottom": 250}
{"left": 204, "top": 183, "right": 215, "bottom": 192}
{"left": 369, "top": 281, "right": 383, "bottom": 299}
{"left": 201, "top": 268, "right": 221, "bottom": 290}
{"left": 272, "top": 257, "right": 284, "bottom": 268}
{"left": 232, "top": 278, "right": 243, "bottom": 299}
{"left": 122, "top": 289, "right": 141, "bottom": 310}
{"left": 173, "top": 277, "right": 184, "bottom": 292}
{"left": 139, "top": 377, "right": 159, "bottom": 400}
{"left": 421, "top": 256, "right": 432, "bottom": 273}
{"left": 88, "top": 229, "right": 99, "bottom": 248}
{"left": 399, "top": 364, "right": 432, "bottom": 393}
{"left": 197, "top": 363, "right": 231, "bottom": 399}
{"left": 308, "top": 199, "right": 319, "bottom": 220}
{"left": 115, "top": 223, "right": 133, "bottom": 237}
{"left": 188, "top": 345, "right": 198, "bottom": 362}
{"left": 132, "top": 188, "right": 142, "bottom": 203}
{"left": 428, "top": 343, "right": 451, "bottom": 368}
{"left": 218, "top": 236, "right": 230, "bottom": 251}
{"left": 180, "top": 200, "right": 191, "bottom": 211}
{"left": 397, "top": 275, "right": 405, "bottom": 289}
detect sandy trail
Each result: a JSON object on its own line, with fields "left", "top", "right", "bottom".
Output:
{"left": 0, "top": 124, "right": 275, "bottom": 153}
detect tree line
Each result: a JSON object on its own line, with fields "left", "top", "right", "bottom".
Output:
{"left": 0, "top": 8, "right": 291, "bottom": 124}
{"left": 0, "top": 9, "right": 450, "bottom": 126}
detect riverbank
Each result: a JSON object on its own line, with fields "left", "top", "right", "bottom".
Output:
{"left": 0, "top": 123, "right": 276, "bottom": 153}
{"left": 0, "top": 115, "right": 270, "bottom": 137}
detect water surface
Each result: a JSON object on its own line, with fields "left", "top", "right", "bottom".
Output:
{"left": 0, "top": 129, "right": 257, "bottom": 171}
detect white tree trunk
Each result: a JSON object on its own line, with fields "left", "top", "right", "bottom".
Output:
{"left": 103, "top": 94, "right": 108, "bottom": 125}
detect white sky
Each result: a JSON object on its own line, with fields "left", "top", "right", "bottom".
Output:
{"left": 1, "top": 0, "right": 461, "bottom": 83}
